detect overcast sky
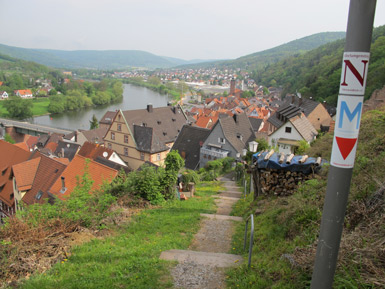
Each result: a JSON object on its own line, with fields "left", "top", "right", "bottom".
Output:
{"left": 1, "top": 0, "right": 384, "bottom": 60}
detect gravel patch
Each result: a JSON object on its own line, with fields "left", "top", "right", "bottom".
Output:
{"left": 172, "top": 259, "right": 226, "bottom": 289}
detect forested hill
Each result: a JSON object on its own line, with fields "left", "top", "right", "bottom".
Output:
{"left": 0, "top": 44, "right": 210, "bottom": 69}
{"left": 254, "top": 25, "right": 385, "bottom": 105}
{"left": 179, "top": 32, "right": 346, "bottom": 70}
{"left": 0, "top": 53, "right": 52, "bottom": 73}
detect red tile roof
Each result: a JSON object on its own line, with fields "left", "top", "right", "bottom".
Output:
{"left": 12, "top": 157, "right": 40, "bottom": 191}
{"left": 45, "top": 142, "right": 58, "bottom": 153}
{"left": 49, "top": 155, "right": 118, "bottom": 201}
{"left": 14, "top": 89, "right": 33, "bottom": 96}
{"left": 78, "top": 141, "right": 114, "bottom": 160}
{"left": 14, "top": 142, "right": 30, "bottom": 152}
{"left": 22, "top": 152, "right": 67, "bottom": 205}
{"left": 0, "top": 141, "right": 31, "bottom": 207}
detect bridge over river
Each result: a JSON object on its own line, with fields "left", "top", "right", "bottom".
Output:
{"left": 0, "top": 117, "right": 73, "bottom": 137}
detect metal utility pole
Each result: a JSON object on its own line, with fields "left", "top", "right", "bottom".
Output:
{"left": 310, "top": 1, "right": 377, "bottom": 288}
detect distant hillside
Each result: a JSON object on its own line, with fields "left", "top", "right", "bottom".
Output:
{"left": 0, "top": 44, "right": 208, "bottom": 69}
{"left": 255, "top": 25, "right": 385, "bottom": 105}
{"left": 0, "top": 52, "right": 53, "bottom": 74}
{"left": 180, "top": 32, "right": 346, "bottom": 70}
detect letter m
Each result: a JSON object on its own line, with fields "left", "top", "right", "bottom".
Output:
{"left": 339, "top": 101, "right": 362, "bottom": 129}
{"left": 341, "top": 59, "right": 368, "bottom": 86}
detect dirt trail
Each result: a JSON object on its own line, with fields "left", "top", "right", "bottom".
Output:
{"left": 160, "top": 174, "right": 243, "bottom": 288}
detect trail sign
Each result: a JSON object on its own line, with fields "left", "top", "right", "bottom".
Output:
{"left": 331, "top": 94, "right": 363, "bottom": 168}
{"left": 339, "top": 52, "right": 370, "bottom": 95}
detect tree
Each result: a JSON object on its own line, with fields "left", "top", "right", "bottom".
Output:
{"left": 4, "top": 133, "right": 15, "bottom": 144}
{"left": 3, "top": 96, "right": 33, "bottom": 119}
{"left": 147, "top": 76, "right": 161, "bottom": 86}
{"left": 161, "top": 151, "right": 185, "bottom": 199}
{"left": 89, "top": 114, "right": 99, "bottom": 130}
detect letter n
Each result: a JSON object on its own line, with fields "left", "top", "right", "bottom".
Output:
{"left": 341, "top": 60, "right": 368, "bottom": 87}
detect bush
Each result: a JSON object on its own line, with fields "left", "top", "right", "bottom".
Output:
{"left": 133, "top": 165, "right": 164, "bottom": 205}
{"left": 181, "top": 169, "right": 200, "bottom": 189}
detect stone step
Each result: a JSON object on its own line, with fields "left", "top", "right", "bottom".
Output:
{"left": 219, "top": 192, "right": 242, "bottom": 198}
{"left": 213, "top": 196, "right": 241, "bottom": 201}
{"left": 160, "top": 250, "right": 243, "bottom": 268}
{"left": 200, "top": 213, "right": 243, "bottom": 222}
{"left": 219, "top": 190, "right": 242, "bottom": 194}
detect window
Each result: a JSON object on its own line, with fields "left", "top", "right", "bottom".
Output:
{"left": 117, "top": 124, "right": 122, "bottom": 131}
{"left": 111, "top": 132, "right": 115, "bottom": 140}
{"left": 0, "top": 184, "right": 4, "bottom": 193}
{"left": 108, "top": 143, "right": 112, "bottom": 149}
{"left": 140, "top": 152, "right": 145, "bottom": 160}
{"left": 156, "top": 153, "right": 161, "bottom": 161}
{"left": 124, "top": 147, "right": 128, "bottom": 156}
{"left": 285, "top": 127, "right": 292, "bottom": 133}
{"left": 124, "top": 135, "right": 129, "bottom": 143}
{"left": 35, "top": 191, "right": 43, "bottom": 200}
{"left": 218, "top": 137, "right": 225, "bottom": 144}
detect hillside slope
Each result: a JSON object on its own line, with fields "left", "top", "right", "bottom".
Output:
{"left": 180, "top": 32, "right": 345, "bottom": 70}
{"left": 0, "top": 44, "right": 192, "bottom": 69}
{"left": 254, "top": 25, "right": 385, "bottom": 105}
{"left": 227, "top": 106, "right": 385, "bottom": 288}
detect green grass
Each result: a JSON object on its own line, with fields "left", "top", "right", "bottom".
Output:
{"left": 0, "top": 97, "right": 50, "bottom": 118}
{"left": 17, "top": 182, "right": 223, "bottom": 289}
{"left": 225, "top": 181, "right": 323, "bottom": 289}
{"left": 29, "top": 98, "right": 50, "bottom": 116}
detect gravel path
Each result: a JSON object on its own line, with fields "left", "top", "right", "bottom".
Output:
{"left": 169, "top": 174, "right": 242, "bottom": 289}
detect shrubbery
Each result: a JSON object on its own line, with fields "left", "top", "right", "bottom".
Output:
{"left": 199, "top": 157, "right": 235, "bottom": 181}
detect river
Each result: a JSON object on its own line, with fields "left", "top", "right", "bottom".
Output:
{"left": 32, "top": 84, "right": 170, "bottom": 131}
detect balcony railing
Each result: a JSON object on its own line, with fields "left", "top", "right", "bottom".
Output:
{"left": 200, "top": 147, "right": 229, "bottom": 159}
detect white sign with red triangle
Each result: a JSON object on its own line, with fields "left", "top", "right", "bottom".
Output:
{"left": 331, "top": 95, "right": 363, "bottom": 168}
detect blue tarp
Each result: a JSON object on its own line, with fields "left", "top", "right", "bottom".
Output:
{"left": 252, "top": 151, "right": 327, "bottom": 174}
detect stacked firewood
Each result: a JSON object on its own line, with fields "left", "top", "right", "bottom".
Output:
{"left": 258, "top": 169, "right": 313, "bottom": 196}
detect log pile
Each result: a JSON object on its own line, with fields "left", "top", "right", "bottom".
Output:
{"left": 257, "top": 169, "right": 313, "bottom": 196}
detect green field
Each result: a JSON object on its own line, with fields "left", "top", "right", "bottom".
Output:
{"left": 17, "top": 182, "right": 223, "bottom": 289}
{"left": 0, "top": 97, "right": 50, "bottom": 118}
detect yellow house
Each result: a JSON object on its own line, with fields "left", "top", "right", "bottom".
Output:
{"left": 103, "top": 105, "right": 188, "bottom": 170}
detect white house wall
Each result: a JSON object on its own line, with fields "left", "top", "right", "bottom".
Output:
{"left": 109, "top": 152, "right": 127, "bottom": 167}
{"left": 268, "top": 122, "right": 303, "bottom": 154}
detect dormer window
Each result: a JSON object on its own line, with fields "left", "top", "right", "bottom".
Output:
{"left": 142, "top": 123, "right": 147, "bottom": 127}
{"left": 237, "top": 134, "right": 243, "bottom": 141}
{"left": 35, "top": 191, "right": 43, "bottom": 200}
{"left": 157, "top": 121, "right": 162, "bottom": 125}
{"left": 1, "top": 167, "right": 7, "bottom": 176}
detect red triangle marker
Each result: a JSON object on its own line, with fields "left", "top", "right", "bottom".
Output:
{"left": 336, "top": 137, "right": 357, "bottom": 160}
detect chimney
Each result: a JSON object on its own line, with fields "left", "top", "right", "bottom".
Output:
{"left": 230, "top": 79, "right": 235, "bottom": 95}
{"left": 291, "top": 94, "right": 295, "bottom": 104}
{"left": 299, "top": 96, "right": 302, "bottom": 107}
{"left": 147, "top": 104, "right": 153, "bottom": 113}
{"left": 60, "top": 176, "right": 67, "bottom": 194}
{"left": 233, "top": 113, "right": 239, "bottom": 124}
